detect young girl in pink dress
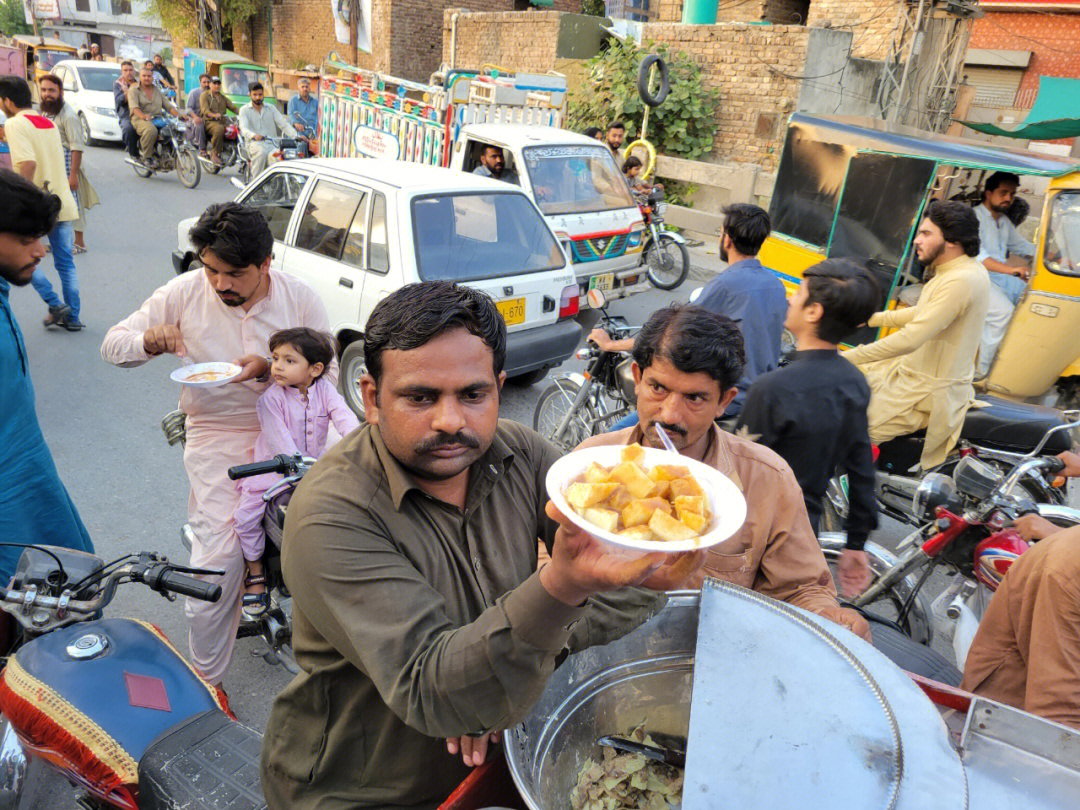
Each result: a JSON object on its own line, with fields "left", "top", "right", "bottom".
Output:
{"left": 233, "top": 327, "right": 359, "bottom": 616}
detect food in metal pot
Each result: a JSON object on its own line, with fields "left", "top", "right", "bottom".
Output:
{"left": 571, "top": 724, "right": 684, "bottom": 810}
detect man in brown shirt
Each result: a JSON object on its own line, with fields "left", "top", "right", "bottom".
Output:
{"left": 260, "top": 282, "right": 702, "bottom": 809}
{"left": 578, "top": 304, "right": 870, "bottom": 641}
{"left": 127, "top": 65, "right": 183, "bottom": 162}
{"left": 200, "top": 76, "right": 239, "bottom": 165}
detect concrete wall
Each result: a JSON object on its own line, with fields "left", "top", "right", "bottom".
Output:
{"left": 796, "top": 27, "right": 883, "bottom": 117}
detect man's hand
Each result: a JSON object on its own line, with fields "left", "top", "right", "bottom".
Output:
{"left": 587, "top": 327, "right": 617, "bottom": 352}
{"left": 253, "top": 134, "right": 265, "bottom": 141}
{"left": 446, "top": 731, "right": 500, "bottom": 767}
{"left": 142, "top": 324, "right": 185, "bottom": 357}
{"left": 295, "top": 122, "right": 306, "bottom": 132}
{"left": 1056, "top": 451, "right": 1080, "bottom": 478}
{"left": 540, "top": 502, "right": 668, "bottom": 606}
{"left": 1012, "top": 513, "right": 1059, "bottom": 542}
{"left": 231, "top": 354, "right": 269, "bottom": 383}
{"left": 836, "top": 549, "right": 872, "bottom": 598}
{"left": 68, "top": 174, "right": 79, "bottom": 191}
{"left": 639, "top": 549, "right": 705, "bottom": 591}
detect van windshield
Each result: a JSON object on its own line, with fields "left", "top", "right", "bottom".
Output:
{"left": 221, "top": 66, "right": 266, "bottom": 96}
{"left": 412, "top": 191, "right": 565, "bottom": 282}
{"left": 524, "top": 145, "right": 635, "bottom": 216}
{"left": 1044, "top": 190, "right": 1080, "bottom": 277}
{"left": 37, "top": 50, "right": 70, "bottom": 72}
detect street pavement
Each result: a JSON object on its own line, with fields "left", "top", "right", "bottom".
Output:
{"left": 14, "top": 142, "right": 919, "bottom": 805}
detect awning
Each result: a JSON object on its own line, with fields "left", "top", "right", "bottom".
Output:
{"left": 962, "top": 76, "right": 1080, "bottom": 140}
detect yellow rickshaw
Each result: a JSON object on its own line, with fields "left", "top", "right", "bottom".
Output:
{"left": 9, "top": 34, "right": 78, "bottom": 83}
{"left": 758, "top": 113, "right": 1080, "bottom": 408}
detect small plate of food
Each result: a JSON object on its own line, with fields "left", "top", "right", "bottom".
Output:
{"left": 170, "top": 361, "right": 242, "bottom": 388}
{"left": 546, "top": 442, "right": 746, "bottom": 555}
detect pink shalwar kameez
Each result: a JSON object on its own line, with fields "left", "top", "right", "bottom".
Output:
{"left": 100, "top": 268, "right": 333, "bottom": 684}
{"left": 234, "top": 377, "right": 359, "bottom": 561}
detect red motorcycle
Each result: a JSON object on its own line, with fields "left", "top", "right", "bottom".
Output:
{"left": 635, "top": 188, "right": 690, "bottom": 291}
{"left": 196, "top": 120, "right": 242, "bottom": 177}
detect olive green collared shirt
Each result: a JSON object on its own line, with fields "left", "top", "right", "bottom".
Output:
{"left": 260, "top": 420, "right": 661, "bottom": 810}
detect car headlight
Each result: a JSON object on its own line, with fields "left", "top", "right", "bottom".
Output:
{"left": 90, "top": 106, "right": 117, "bottom": 118}
{"left": 627, "top": 230, "right": 643, "bottom": 248}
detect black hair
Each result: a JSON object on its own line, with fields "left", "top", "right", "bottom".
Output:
{"left": 480, "top": 144, "right": 502, "bottom": 156}
{"left": 188, "top": 202, "right": 274, "bottom": 269}
{"left": 802, "top": 259, "right": 882, "bottom": 344}
{"left": 199, "top": 72, "right": 211, "bottom": 82}
{"left": 364, "top": 281, "right": 506, "bottom": 385}
{"left": 721, "top": 203, "right": 771, "bottom": 256}
{"left": 249, "top": 81, "right": 264, "bottom": 93}
{"left": 584, "top": 126, "right": 602, "bottom": 139}
{"left": 607, "top": 121, "right": 625, "bottom": 132}
{"left": 632, "top": 304, "right": 745, "bottom": 391}
{"left": 0, "top": 76, "right": 32, "bottom": 109}
{"left": 143, "top": 61, "right": 153, "bottom": 68}
{"left": 0, "top": 169, "right": 61, "bottom": 238}
{"left": 926, "top": 200, "right": 980, "bottom": 257}
{"left": 120, "top": 59, "right": 134, "bottom": 68}
{"left": 269, "top": 327, "right": 335, "bottom": 378}
{"left": 622, "top": 155, "right": 642, "bottom": 174}
{"left": 984, "top": 171, "right": 1020, "bottom": 196}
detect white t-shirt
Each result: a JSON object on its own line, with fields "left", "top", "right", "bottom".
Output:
{"left": 5, "top": 110, "right": 78, "bottom": 222}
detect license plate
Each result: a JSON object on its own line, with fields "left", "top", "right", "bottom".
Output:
{"left": 496, "top": 297, "right": 526, "bottom": 326}
{"left": 588, "top": 273, "right": 615, "bottom": 292}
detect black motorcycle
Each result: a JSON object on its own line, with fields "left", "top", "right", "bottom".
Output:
{"left": 125, "top": 115, "right": 201, "bottom": 189}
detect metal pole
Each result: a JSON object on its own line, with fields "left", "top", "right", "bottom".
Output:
{"left": 891, "top": 0, "right": 928, "bottom": 123}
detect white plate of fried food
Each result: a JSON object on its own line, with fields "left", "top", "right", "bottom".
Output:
{"left": 546, "top": 442, "right": 747, "bottom": 554}
{"left": 170, "top": 361, "right": 242, "bottom": 388}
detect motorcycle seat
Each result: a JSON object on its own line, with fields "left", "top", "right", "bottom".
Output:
{"left": 139, "top": 709, "right": 266, "bottom": 810}
{"left": 960, "top": 395, "right": 1071, "bottom": 454}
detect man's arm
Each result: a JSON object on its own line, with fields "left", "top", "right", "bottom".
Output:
{"left": 868, "top": 304, "right": 918, "bottom": 331}
{"left": 734, "top": 377, "right": 783, "bottom": 445}
{"left": 840, "top": 387, "right": 877, "bottom": 552}
{"left": 1004, "top": 219, "right": 1035, "bottom": 259}
{"left": 225, "top": 97, "right": 239, "bottom": 115}
{"left": 5, "top": 119, "right": 36, "bottom": 181}
{"left": 237, "top": 106, "right": 256, "bottom": 139}
{"left": 17, "top": 160, "right": 35, "bottom": 181}
{"left": 63, "top": 111, "right": 84, "bottom": 189}
{"left": 199, "top": 92, "right": 214, "bottom": 118}
{"left": 100, "top": 281, "right": 178, "bottom": 367}
{"left": 273, "top": 105, "right": 297, "bottom": 139}
{"left": 126, "top": 86, "right": 147, "bottom": 120}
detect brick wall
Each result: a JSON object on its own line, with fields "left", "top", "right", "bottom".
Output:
{"left": 970, "top": 11, "right": 1080, "bottom": 101}
{"left": 806, "top": 0, "right": 896, "bottom": 60}
{"left": 442, "top": 9, "right": 566, "bottom": 72}
{"left": 655, "top": 0, "right": 811, "bottom": 26}
{"left": 643, "top": 21, "right": 810, "bottom": 167}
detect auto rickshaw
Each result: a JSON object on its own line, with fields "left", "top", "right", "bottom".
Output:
{"left": 2, "top": 35, "right": 78, "bottom": 100}
{"left": 758, "top": 113, "right": 1080, "bottom": 408}
{"left": 182, "top": 48, "right": 275, "bottom": 108}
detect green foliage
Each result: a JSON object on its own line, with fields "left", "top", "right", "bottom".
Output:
{"left": 0, "top": 0, "right": 32, "bottom": 36}
{"left": 146, "top": 0, "right": 263, "bottom": 46}
{"left": 568, "top": 37, "right": 721, "bottom": 161}
{"left": 581, "top": 0, "right": 606, "bottom": 15}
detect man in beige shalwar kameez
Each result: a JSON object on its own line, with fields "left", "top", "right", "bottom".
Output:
{"left": 102, "top": 202, "right": 332, "bottom": 687}
{"left": 844, "top": 201, "right": 990, "bottom": 470}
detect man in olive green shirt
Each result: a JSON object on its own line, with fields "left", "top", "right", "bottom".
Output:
{"left": 260, "top": 281, "right": 699, "bottom": 809}
{"left": 127, "top": 65, "right": 183, "bottom": 162}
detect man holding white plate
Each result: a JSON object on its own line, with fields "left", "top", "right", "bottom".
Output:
{"left": 101, "top": 202, "right": 333, "bottom": 689}
{"left": 577, "top": 303, "right": 871, "bottom": 642}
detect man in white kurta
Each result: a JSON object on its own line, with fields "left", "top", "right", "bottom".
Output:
{"left": 844, "top": 201, "right": 990, "bottom": 470}
{"left": 101, "top": 202, "right": 333, "bottom": 686}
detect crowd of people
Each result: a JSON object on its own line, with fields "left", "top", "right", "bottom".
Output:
{"left": 1, "top": 67, "right": 1078, "bottom": 808}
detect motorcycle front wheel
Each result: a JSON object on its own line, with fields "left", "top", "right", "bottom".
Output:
{"left": 177, "top": 148, "right": 201, "bottom": 189}
{"left": 644, "top": 233, "right": 690, "bottom": 291}
{"left": 131, "top": 160, "right": 152, "bottom": 179}
{"left": 534, "top": 379, "right": 600, "bottom": 453}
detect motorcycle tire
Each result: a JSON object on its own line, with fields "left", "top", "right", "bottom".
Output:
{"left": 131, "top": 160, "right": 152, "bottom": 179}
{"left": 534, "top": 378, "right": 607, "bottom": 453}
{"left": 645, "top": 233, "right": 690, "bottom": 291}
{"left": 177, "top": 148, "right": 201, "bottom": 189}
{"left": 637, "top": 54, "right": 670, "bottom": 107}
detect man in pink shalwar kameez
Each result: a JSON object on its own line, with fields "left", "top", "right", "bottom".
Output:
{"left": 101, "top": 202, "right": 334, "bottom": 686}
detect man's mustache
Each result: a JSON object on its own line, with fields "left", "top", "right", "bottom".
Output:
{"left": 649, "top": 421, "right": 687, "bottom": 438}
{"left": 416, "top": 431, "right": 481, "bottom": 453}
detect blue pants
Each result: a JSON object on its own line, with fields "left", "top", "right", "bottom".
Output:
{"left": 990, "top": 271, "right": 1026, "bottom": 306}
{"left": 611, "top": 411, "right": 640, "bottom": 431}
{"left": 31, "top": 221, "right": 80, "bottom": 321}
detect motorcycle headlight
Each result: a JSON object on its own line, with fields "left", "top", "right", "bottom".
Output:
{"left": 90, "top": 106, "right": 117, "bottom": 118}
{"left": 913, "top": 473, "right": 959, "bottom": 522}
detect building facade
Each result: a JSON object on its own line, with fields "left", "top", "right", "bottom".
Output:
{"left": 41, "top": 0, "right": 168, "bottom": 60}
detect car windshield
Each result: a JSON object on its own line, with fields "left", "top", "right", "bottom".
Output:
{"left": 412, "top": 191, "right": 565, "bottom": 282}
{"left": 221, "top": 66, "right": 265, "bottom": 96}
{"left": 524, "top": 145, "right": 636, "bottom": 215}
{"left": 37, "top": 50, "right": 70, "bottom": 71}
{"left": 77, "top": 66, "right": 121, "bottom": 92}
{"left": 1044, "top": 190, "right": 1080, "bottom": 277}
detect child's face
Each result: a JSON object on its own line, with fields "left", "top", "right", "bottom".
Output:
{"left": 270, "top": 343, "right": 324, "bottom": 388}
{"left": 628, "top": 166, "right": 640, "bottom": 179}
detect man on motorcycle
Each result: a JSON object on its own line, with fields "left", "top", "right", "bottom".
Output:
{"left": 127, "top": 65, "right": 184, "bottom": 165}
{"left": 238, "top": 82, "right": 297, "bottom": 179}
{"left": 200, "top": 76, "right": 239, "bottom": 167}
{"left": 186, "top": 72, "right": 211, "bottom": 155}
{"left": 260, "top": 281, "right": 702, "bottom": 809}
{"left": 101, "top": 202, "right": 332, "bottom": 689}
{"left": 577, "top": 304, "right": 872, "bottom": 641}
{"left": 844, "top": 201, "right": 990, "bottom": 470}
{"left": 113, "top": 60, "right": 139, "bottom": 160}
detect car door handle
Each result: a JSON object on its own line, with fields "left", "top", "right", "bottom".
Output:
{"left": 339, "top": 277, "right": 353, "bottom": 289}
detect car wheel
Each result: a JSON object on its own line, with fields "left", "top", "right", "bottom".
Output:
{"left": 78, "top": 112, "right": 95, "bottom": 146}
{"left": 509, "top": 367, "right": 549, "bottom": 387}
{"left": 339, "top": 340, "right": 368, "bottom": 421}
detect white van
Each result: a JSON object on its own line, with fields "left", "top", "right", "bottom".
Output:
{"left": 52, "top": 60, "right": 122, "bottom": 144}
{"left": 174, "top": 159, "right": 582, "bottom": 415}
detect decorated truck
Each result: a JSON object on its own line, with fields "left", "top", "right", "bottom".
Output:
{"left": 317, "top": 57, "right": 649, "bottom": 310}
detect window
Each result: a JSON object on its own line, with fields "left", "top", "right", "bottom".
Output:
{"left": 75, "top": 0, "right": 90, "bottom": 11}
{"left": 295, "top": 180, "right": 365, "bottom": 260}
{"left": 241, "top": 171, "right": 308, "bottom": 242}
{"left": 523, "top": 144, "right": 636, "bottom": 215}
{"left": 412, "top": 191, "right": 565, "bottom": 282}
{"left": 78, "top": 67, "right": 121, "bottom": 92}
{"left": 340, "top": 193, "right": 370, "bottom": 269}
{"left": 768, "top": 124, "right": 854, "bottom": 247}
{"left": 60, "top": 68, "right": 76, "bottom": 92}
{"left": 1044, "top": 190, "right": 1080, "bottom": 277}
{"left": 369, "top": 194, "right": 389, "bottom": 273}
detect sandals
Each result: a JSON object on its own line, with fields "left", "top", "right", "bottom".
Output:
{"left": 73, "top": 245, "right": 87, "bottom": 255}
{"left": 242, "top": 573, "right": 269, "bottom": 618}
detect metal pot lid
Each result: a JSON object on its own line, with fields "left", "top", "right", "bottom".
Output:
{"left": 684, "top": 579, "right": 967, "bottom": 810}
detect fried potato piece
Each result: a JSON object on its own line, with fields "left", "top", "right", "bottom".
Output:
{"left": 618, "top": 525, "right": 656, "bottom": 542}
{"left": 649, "top": 464, "right": 691, "bottom": 482}
{"left": 567, "top": 482, "right": 619, "bottom": 510}
{"left": 677, "top": 507, "right": 709, "bottom": 534}
{"left": 621, "top": 443, "right": 645, "bottom": 464}
{"left": 651, "top": 480, "right": 671, "bottom": 499}
{"left": 582, "top": 507, "right": 620, "bottom": 534}
{"left": 610, "top": 462, "right": 656, "bottom": 499}
{"left": 669, "top": 476, "right": 703, "bottom": 499}
{"left": 604, "top": 485, "right": 634, "bottom": 512}
{"left": 584, "top": 462, "right": 614, "bottom": 484}
{"left": 672, "top": 495, "right": 706, "bottom": 516}
{"left": 649, "top": 509, "right": 700, "bottom": 542}
{"left": 621, "top": 497, "right": 673, "bottom": 529}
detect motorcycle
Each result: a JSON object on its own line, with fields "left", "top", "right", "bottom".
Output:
{"left": 818, "top": 421, "right": 1080, "bottom": 661}
{"left": 124, "top": 115, "right": 201, "bottom": 189}
{"left": 637, "top": 188, "right": 689, "bottom": 291}
{"left": 822, "top": 396, "right": 1076, "bottom": 531}
{"left": 229, "top": 132, "right": 306, "bottom": 187}
{"left": 533, "top": 289, "right": 638, "bottom": 452}
{"left": 0, "top": 545, "right": 271, "bottom": 809}
{"left": 194, "top": 119, "right": 242, "bottom": 176}
{"left": 162, "top": 410, "right": 302, "bottom": 673}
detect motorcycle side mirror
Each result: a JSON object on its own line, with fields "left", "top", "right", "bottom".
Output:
{"left": 586, "top": 288, "right": 607, "bottom": 310}
{"left": 689, "top": 286, "right": 703, "bottom": 303}
{"left": 230, "top": 176, "right": 246, "bottom": 191}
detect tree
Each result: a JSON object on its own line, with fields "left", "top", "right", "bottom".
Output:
{"left": 581, "top": 0, "right": 606, "bottom": 15}
{"left": 0, "top": 0, "right": 32, "bottom": 36}
{"left": 146, "top": 0, "right": 264, "bottom": 48}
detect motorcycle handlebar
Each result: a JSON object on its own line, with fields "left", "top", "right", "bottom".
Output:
{"left": 229, "top": 454, "right": 292, "bottom": 480}
{"left": 152, "top": 569, "right": 221, "bottom": 602}
{"left": 1044, "top": 456, "right": 1067, "bottom": 475}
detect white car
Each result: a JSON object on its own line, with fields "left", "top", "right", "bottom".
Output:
{"left": 52, "top": 60, "right": 123, "bottom": 144}
{"left": 173, "top": 159, "right": 582, "bottom": 416}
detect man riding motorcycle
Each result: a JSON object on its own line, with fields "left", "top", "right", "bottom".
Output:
{"left": 127, "top": 65, "right": 185, "bottom": 166}
{"left": 238, "top": 82, "right": 297, "bottom": 179}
